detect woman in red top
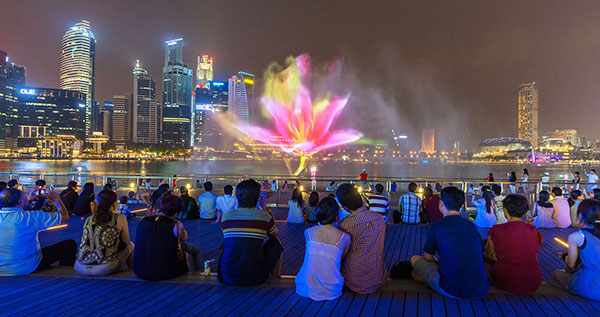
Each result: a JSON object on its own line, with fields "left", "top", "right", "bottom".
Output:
{"left": 484, "top": 194, "right": 543, "bottom": 293}
{"left": 422, "top": 187, "right": 443, "bottom": 223}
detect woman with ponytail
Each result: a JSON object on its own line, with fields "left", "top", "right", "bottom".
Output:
{"left": 551, "top": 199, "right": 600, "bottom": 301}
{"left": 472, "top": 190, "right": 497, "bottom": 238}
{"left": 74, "top": 190, "right": 134, "bottom": 276}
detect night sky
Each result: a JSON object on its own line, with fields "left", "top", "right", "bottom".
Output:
{"left": 2, "top": 0, "right": 600, "bottom": 150}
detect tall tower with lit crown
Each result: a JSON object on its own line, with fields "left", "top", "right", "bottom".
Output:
{"left": 60, "top": 20, "right": 95, "bottom": 135}
{"left": 133, "top": 60, "right": 159, "bottom": 144}
{"left": 196, "top": 55, "right": 213, "bottom": 86}
{"left": 518, "top": 82, "right": 539, "bottom": 147}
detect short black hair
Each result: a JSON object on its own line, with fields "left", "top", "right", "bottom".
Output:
{"left": 104, "top": 183, "right": 113, "bottom": 191}
{"left": 593, "top": 188, "right": 600, "bottom": 200}
{"left": 592, "top": 169, "right": 597, "bottom": 173}
{"left": 423, "top": 186, "right": 433, "bottom": 197}
{"left": 491, "top": 184, "right": 502, "bottom": 196}
{"left": 551, "top": 187, "right": 563, "bottom": 196}
{"left": 0, "top": 188, "right": 22, "bottom": 208}
{"left": 67, "top": 180, "right": 78, "bottom": 189}
{"left": 375, "top": 183, "right": 384, "bottom": 194}
{"left": 575, "top": 171, "right": 580, "bottom": 175}
{"left": 204, "top": 181, "right": 213, "bottom": 191}
{"left": 408, "top": 182, "right": 417, "bottom": 192}
{"left": 35, "top": 179, "right": 46, "bottom": 187}
{"left": 119, "top": 196, "right": 128, "bottom": 204}
{"left": 0, "top": 182, "right": 6, "bottom": 191}
{"left": 336, "top": 183, "right": 363, "bottom": 211}
{"left": 7, "top": 179, "right": 18, "bottom": 188}
{"left": 236, "top": 179, "right": 260, "bottom": 208}
{"left": 315, "top": 197, "right": 339, "bottom": 225}
{"left": 158, "top": 192, "right": 182, "bottom": 216}
{"left": 503, "top": 194, "right": 529, "bottom": 218}
{"left": 180, "top": 186, "right": 188, "bottom": 194}
{"left": 440, "top": 186, "right": 465, "bottom": 211}
{"left": 224, "top": 185, "right": 233, "bottom": 195}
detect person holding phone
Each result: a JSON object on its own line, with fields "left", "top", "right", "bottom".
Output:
{"left": 550, "top": 199, "right": 600, "bottom": 301}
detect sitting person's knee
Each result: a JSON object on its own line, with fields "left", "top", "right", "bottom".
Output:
{"left": 411, "top": 255, "right": 423, "bottom": 266}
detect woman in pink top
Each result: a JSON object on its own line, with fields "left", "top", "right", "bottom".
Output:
{"left": 550, "top": 187, "right": 572, "bottom": 228}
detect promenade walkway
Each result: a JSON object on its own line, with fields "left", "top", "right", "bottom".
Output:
{"left": 1, "top": 208, "right": 599, "bottom": 315}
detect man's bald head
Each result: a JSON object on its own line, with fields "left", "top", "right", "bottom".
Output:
{"left": 0, "top": 188, "right": 22, "bottom": 208}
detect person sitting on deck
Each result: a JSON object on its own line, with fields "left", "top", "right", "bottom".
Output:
{"left": 198, "top": 181, "right": 218, "bottom": 220}
{"left": 305, "top": 191, "right": 320, "bottom": 223}
{"left": 296, "top": 197, "right": 352, "bottom": 301}
{"left": 491, "top": 184, "right": 507, "bottom": 224}
{"left": 218, "top": 179, "right": 283, "bottom": 286}
{"left": 214, "top": 185, "right": 238, "bottom": 224}
{"left": 528, "top": 190, "right": 556, "bottom": 228}
{"left": 550, "top": 199, "right": 600, "bottom": 301}
{"left": 0, "top": 188, "right": 76, "bottom": 276}
{"left": 143, "top": 183, "right": 169, "bottom": 216}
{"left": 484, "top": 194, "right": 543, "bottom": 293}
{"left": 471, "top": 190, "right": 497, "bottom": 238}
{"left": 551, "top": 187, "right": 572, "bottom": 228}
{"left": 411, "top": 186, "right": 489, "bottom": 299}
{"left": 7, "top": 179, "right": 19, "bottom": 189}
{"left": 287, "top": 188, "right": 306, "bottom": 223}
{"left": 422, "top": 187, "right": 443, "bottom": 223}
{"left": 367, "top": 184, "right": 391, "bottom": 222}
{"left": 397, "top": 182, "right": 421, "bottom": 224}
{"left": 569, "top": 190, "right": 584, "bottom": 228}
{"left": 0, "top": 182, "right": 6, "bottom": 191}
{"left": 75, "top": 190, "right": 134, "bottom": 276}
{"left": 117, "top": 196, "right": 133, "bottom": 219}
{"left": 326, "top": 181, "right": 336, "bottom": 192}
{"left": 133, "top": 191, "right": 202, "bottom": 281}
{"left": 60, "top": 180, "right": 79, "bottom": 214}
{"left": 73, "top": 182, "right": 95, "bottom": 217}
{"left": 337, "top": 183, "right": 387, "bottom": 294}
{"left": 178, "top": 186, "right": 199, "bottom": 220}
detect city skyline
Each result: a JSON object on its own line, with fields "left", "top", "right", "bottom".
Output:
{"left": 3, "top": 1, "right": 600, "bottom": 149}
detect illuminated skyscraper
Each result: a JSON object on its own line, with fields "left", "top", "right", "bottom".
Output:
{"left": 60, "top": 20, "right": 96, "bottom": 135}
{"left": 196, "top": 55, "right": 213, "bottom": 86}
{"left": 162, "top": 38, "right": 193, "bottom": 147}
{"left": 193, "top": 81, "right": 228, "bottom": 150}
{"left": 112, "top": 94, "right": 132, "bottom": 144}
{"left": 518, "top": 82, "right": 539, "bottom": 147}
{"left": 228, "top": 72, "right": 254, "bottom": 124}
{"left": 133, "top": 60, "right": 159, "bottom": 144}
{"left": 420, "top": 128, "right": 435, "bottom": 154}
{"left": 0, "top": 50, "right": 25, "bottom": 149}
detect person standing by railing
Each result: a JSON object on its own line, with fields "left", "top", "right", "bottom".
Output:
{"left": 584, "top": 169, "right": 598, "bottom": 193}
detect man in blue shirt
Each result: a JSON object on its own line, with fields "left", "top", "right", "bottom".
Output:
{"left": 198, "top": 181, "right": 218, "bottom": 220}
{"left": 0, "top": 188, "right": 76, "bottom": 276}
{"left": 410, "top": 186, "right": 489, "bottom": 299}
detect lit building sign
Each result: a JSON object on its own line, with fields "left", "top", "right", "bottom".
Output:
{"left": 211, "top": 82, "right": 224, "bottom": 87}
{"left": 20, "top": 88, "right": 36, "bottom": 95}
{"left": 78, "top": 104, "right": 86, "bottom": 108}
{"left": 166, "top": 38, "right": 182, "bottom": 46}
{"left": 195, "top": 104, "right": 215, "bottom": 112}
{"left": 244, "top": 78, "right": 254, "bottom": 85}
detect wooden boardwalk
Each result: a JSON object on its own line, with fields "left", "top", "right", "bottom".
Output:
{"left": 0, "top": 208, "right": 597, "bottom": 315}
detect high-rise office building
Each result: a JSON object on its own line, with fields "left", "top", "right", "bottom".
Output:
{"left": 196, "top": 55, "right": 213, "bottom": 86}
{"left": 162, "top": 38, "right": 193, "bottom": 147}
{"left": 228, "top": 72, "right": 254, "bottom": 124}
{"left": 112, "top": 94, "right": 132, "bottom": 144}
{"left": 97, "top": 102, "right": 113, "bottom": 138}
{"left": 193, "top": 81, "right": 228, "bottom": 149}
{"left": 17, "top": 87, "right": 86, "bottom": 148}
{"left": 60, "top": 20, "right": 96, "bottom": 135}
{"left": 518, "top": 82, "right": 539, "bottom": 147}
{"left": 133, "top": 60, "right": 159, "bottom": 144}
{"left": 548, "top": 129, "right": 578, "bottom": 146}
{"left": 0, "top": 50, "right": 26, "bottom": 149}
{"left": 420, "top": 128, "right": 435, "bottom": 154}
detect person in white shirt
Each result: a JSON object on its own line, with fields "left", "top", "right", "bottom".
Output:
{"left": 585, "top": 169, "right": 598, "bottom": 193}
{"left": 270, "top": 180, "right": 277, "bottom": 191}
{"left": 214, "top": 185, "right": 239, "bottom": 224}
{"left": 198, "top": 181, "right": 218, "bottom": 220}
{"left": 520, "top": 168, "right": 529, "bottom": 193}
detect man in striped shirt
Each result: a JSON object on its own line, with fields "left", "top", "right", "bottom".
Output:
{"left": 218, "top": 179, "right": 283, "bottom": 286}
{"left": 398, "top": 182, "right": 422, "bottom": 224}
{"left": 366, "top": 184, "right": 390, "bottom": 222}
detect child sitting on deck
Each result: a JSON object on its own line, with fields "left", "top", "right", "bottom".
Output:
{"left": 411, "top": 186, "right": 489, "bottom": 299}
{"left": 117, "top": 196, "right": 133, "bottom": 219}
{"left": 550, "top": 199, "right": 600, "bottom": 301}
{"left": 528, "top": 190, "right": 556, "bottom": 228}
{"left": 484, "top": 194, "right": 543, "bottom": 293}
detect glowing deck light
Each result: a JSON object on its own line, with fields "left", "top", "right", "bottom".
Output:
{"left": 131, "top": 208, "right": 147, "bottom": 214}
{"left": 299, "top": 185, "right": 304, "bottom": 191}
{"left": 186, "top": 183, "right": 191, "bottom": 189}
{"left": 357, "top": 186, "right": 363, "bottom": 193}
{"left": 46, "top": 224, "right": 68, "bottom": 231}
{"left": 130, "top": 183, "right": 135, "bottom": 188}
{"left": 554, "top": 237, "right": 569, "bottom": 248}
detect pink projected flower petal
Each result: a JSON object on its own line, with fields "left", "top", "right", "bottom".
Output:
{"left": 311, "top": 129, "right": 362, "bottom": 153}
{"left": 261, "top": 97, "right": 294, "bottom": 140}
{"left": 293, "top": 86, "right": 314, "bottom": 136}
{"left": 313, "top": 95, "right": 349, "bottom": 141}
{"left": 296, "top": 54, "right": 312, "bottom": 84}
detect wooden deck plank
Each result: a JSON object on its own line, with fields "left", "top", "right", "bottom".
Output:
{"left": 270, "top": 292, "right": 304, "bottom": 316}
{"left": 526, "top": 294, "right": 560, "bottom": 317}
{"left": 470, "top": 299, "right": 489, "bottom": 317}
{"left": 516, "top": 294, "right": 545, "bottom": 316}
{"left": 505, "top": 294, "right": 532, "bottom": 317}
{"left": 182, "top": 285, "right": 239, "bottom": 315}
{"left": 417, "top": 292, "right": 432, "bottom": 317}
{"left": 286, "top": 296, "right": 313, "bottom": 317}
{"left": 373, "top": 291, "right": 393, "bottom": 317}
{"left": 358, "top": 292, "right": 380, "bottom": 317}
{"left": 543, "top": 294, "right": 582, "bottom": 316}
{"left": 430, "top": 292, "right": 446, "bottom": 317}
{"left": 1, "top": 279, "right": 81, "bottom": 312}
{"left": 481, "top": 296, "right": 502, "bottom": 316}
{"left": 314, "top": 297, "right": 341, "bottom": 317}
{"left": 492, "top": 294, "right": 517, "bottom": 315}
{"left": 202, "top": 286, "right": 259, "bottom": 315}
{"left": 443, "top": 297, "right": 460, "bottom": 316}
{"left": 456, "top": 299, "right": 475, "bottom": 317}
{"left": 345, "top": 293, "right": 367, "bottom": 317}
{"left": 227, "top": 287, "right": 276, "bottom": 316}
{"left": 4, "top": 279, "right": 96, "bottom": 315}
{"left": 389, "top": 291, "right": 406, "bottom": 316}
{"left": 567, "top": 293, "right": 600, "bottom": 315}
{"left": 330, "top": 291, "right": 355, "bottom": 316}
{"left": 96, "top": 282, "right": 179, "bottom": 315}
{"left": 142, "top": 285, "right": 213, "bottom": 316}
{"left": 243, "top": 287, "right": 295, "bottom": 316}
{"left": 300, "top": 299, "right": 325, "bottom": 317}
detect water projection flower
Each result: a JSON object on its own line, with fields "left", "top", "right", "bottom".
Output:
{"left": 236, "top": 55, "right": 362, "bottom": 174}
